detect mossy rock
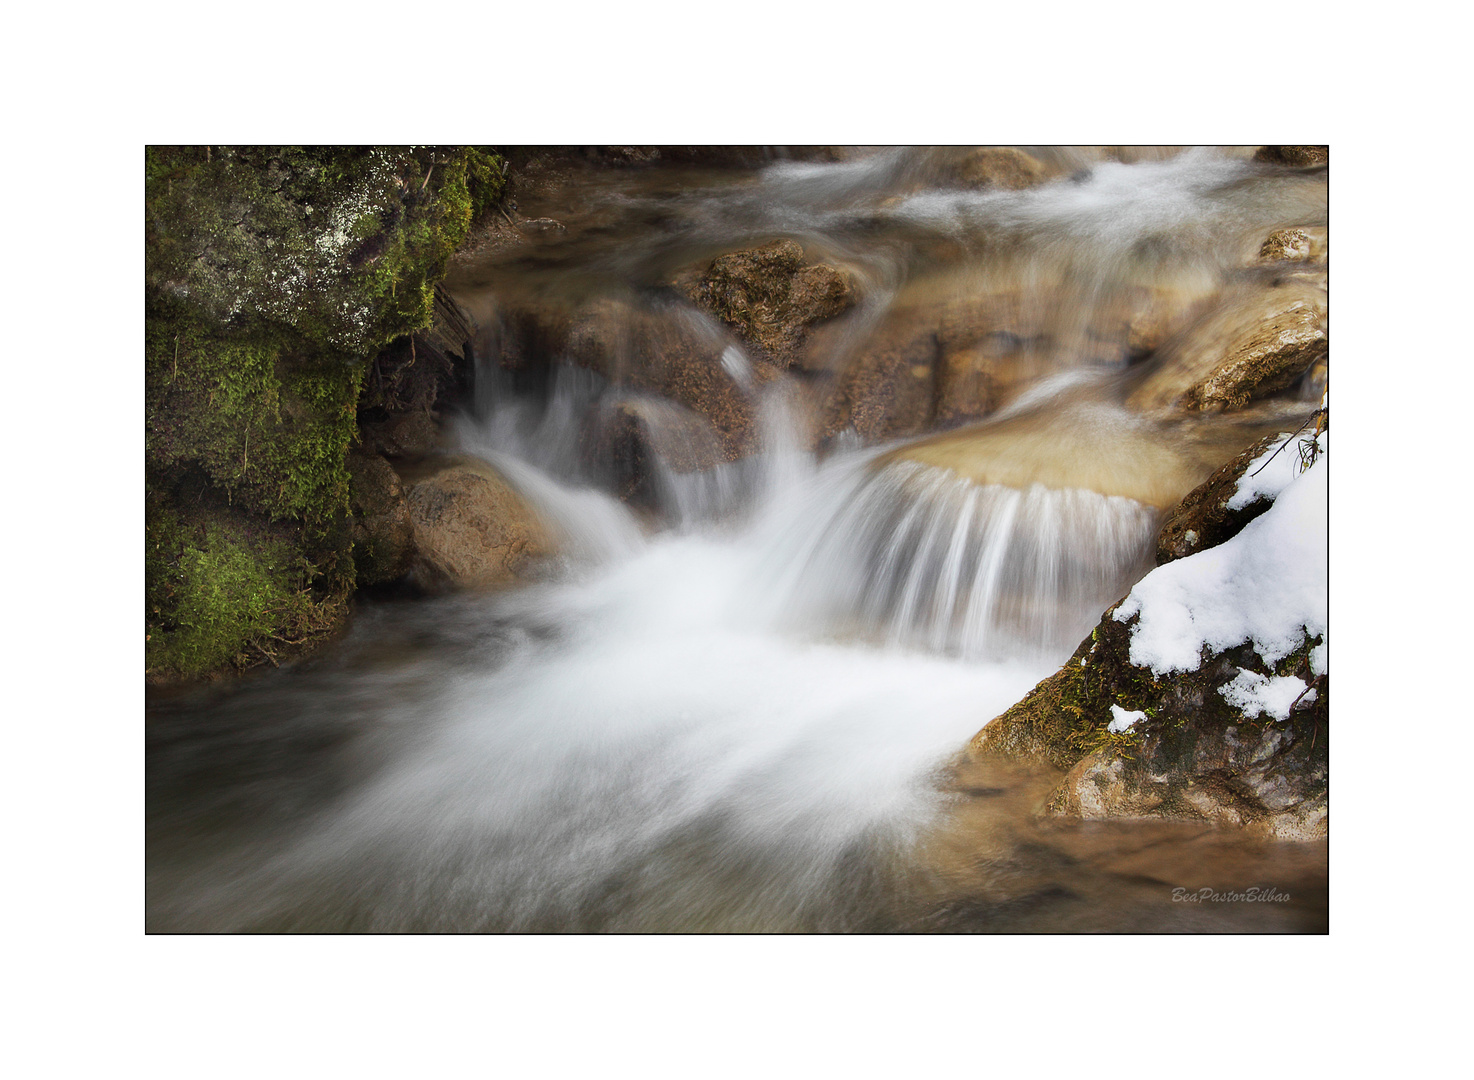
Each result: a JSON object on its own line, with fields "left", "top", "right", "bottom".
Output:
{"left": 146, "top": 146, "right": 504, "bottom": 355}
{"left": 145, "top": 146, "right": 506, "bottom": 682}
{"left": 145, "top": 496, "right": 346, "bottom": 680}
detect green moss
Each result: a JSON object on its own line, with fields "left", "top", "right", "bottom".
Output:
{"left": 144, "top": 145, "right": 508, "bottom": 682}
{"left": 145, "top": 502, "right": 343, "bottom": 680}
{"left": 145, "top": 295, "right": 362, "bottom": 531}
{"left": 145, "top": 145, "right": 506, "bottom": 356}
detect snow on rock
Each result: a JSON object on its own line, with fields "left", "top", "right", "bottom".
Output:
{"left": 1218, "top": 668, "right": 1315, "bottom": 722}
{"left": 1107, "top": 704, "right": 1146, "bottom": 733}
{"left": 1113, "top": 455, "right": 1326, "bottom": 675}
{"left": 1227, "top": 428, "right": 1326, "bottom": 510}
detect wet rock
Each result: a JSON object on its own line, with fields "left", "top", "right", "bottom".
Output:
{"left": 403, "top": 458, "right": 552, "bottom": 591}
{"left": 970, "top": 455, "right": 1328, "bottom": 840}
{"left": 358, "top": 287, "right": 478, "bottom": 458}
{"left": 360, "top": 409, "right": 441, "bottom": 459}
{"left": 1127, "top": 278, "right": 1328, "bottom": 413}
{"left": 951, "top": 147, "right": 1050, "bottom": 191}
{"left": 1155, "top": 430, "right": 1293, "bottom": 564}
{"left": 580, "top": 396, "right": 729, "bottom": 508}
{"left": 1253, "top": 146, "right": 1328, "bottom": 167}
{"left": 497, "top": 294, "right": 763, "bottom": 461}
{"left": 348, "top": 450, "right": 414, "bottom": 585}
{"left": 680, "top": 239, "right": 858, "bottom": 369}
{"left": 1255, "top": 225, "right": 1327, "bottom": 268}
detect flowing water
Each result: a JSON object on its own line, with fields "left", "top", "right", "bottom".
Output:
{"left": 147, "top": 147, "right": 1328, "bottom": 932}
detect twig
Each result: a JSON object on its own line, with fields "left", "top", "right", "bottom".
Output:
{"left": 1251, "top": 409, "right": 1324, "bottom": 477}
{"left": 1290, "top": 673, "right": 1325, "bottom": 714}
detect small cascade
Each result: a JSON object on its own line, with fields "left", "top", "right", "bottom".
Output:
{"left": 748, "top": 457, "right": 1157, "bottom": 661}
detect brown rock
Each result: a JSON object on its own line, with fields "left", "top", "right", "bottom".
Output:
{"left": 933, "top": 343, "right": 1003, "bottom": 426}
{"left": 580, "top": 396, "right": 728, "bottom": 508}
{"left": 496, "top": 294, "right": 761, "bottom": 461}
{"left": 1256, "top": 226, "right": 1328, "bottom": 265}
{"left": 951, "top": 147, "right": 1050, "bottom": 191}
{"left": 1047, "top": 753, "right": 1165, "bottom": 819}
{"left": 404, "top": 458, "right": 552, "bottom": 591}
{"left": 681, "top": 239, "right": 858, "bottom": 369}
{"left": 1127, "top": 279, "right": 1328, "bottom": 414}
{"left": 1253, "top": 145, "right": 1328, "bottom": 167}
{"left": 360, "top": 409, "right": 441, "bottom": 459}
{"left": 969, "top": 584, "right": 1327, "bottom": 838}
{"left": 1155, "top": 429, "right": 1299, "bottom": 564}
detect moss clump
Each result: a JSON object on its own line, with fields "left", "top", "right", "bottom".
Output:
{"left": 971, "top": 604, "right": 1163, "bottom": 771}
{"left": 146, "top": 294, "right": 363, "bottom": 530}
{"left": 145, "top": 146, "right": 506, "bottom": 682}
{"left": 145, "top": 501, "right": 343, "bottom": 679}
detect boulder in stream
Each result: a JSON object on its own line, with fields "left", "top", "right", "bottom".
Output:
{"left": 951, "top": 146, "right": 1051, "bottom": 190}
{"left": 969, "top": 425, "right": 1328, "bottom": 840}
{"left": 1127, "top": 277, "right": 1328, "bottom": 414}
{"left": 680, "top": 239, "right": 858, "bottom": 370}
{"left": 403, "top": 458, "right": 552, "bottom": 591}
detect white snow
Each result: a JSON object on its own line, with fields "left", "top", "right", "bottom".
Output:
{"left": 1227, "top": 428, "right": 1326, "bottom": 510}
{"left": 1113, "top": 454, "right": 1326, "bottom": 676}
{"left": 1107, "top": 704, "right": 1146, "bottom": 734}
{"left": 1219, "top": 668, "right": 1315, "bottom": 722}
{"left": 1309, "top": 640, "right": 1327, "bottom": 677}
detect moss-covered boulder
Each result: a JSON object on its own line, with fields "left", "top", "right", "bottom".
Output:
{"left": 145, "top": 146, "right": 505, "bottom": 682}
{"left": 970, "top": 423, "right": 1328, "bottom": 839}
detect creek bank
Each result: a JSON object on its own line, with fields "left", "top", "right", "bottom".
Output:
{"left": 969, "top": 422, "right": 1328, "bottom": 839}
{"left": 146, "top": 146, "right": 506, "bottom": 683}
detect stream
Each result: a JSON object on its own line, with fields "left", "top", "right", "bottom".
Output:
{"left": 146, "top": 147, "right": 1328, "bottom": 932}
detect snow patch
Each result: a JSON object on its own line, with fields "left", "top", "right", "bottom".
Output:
{"left": 1218, "top": 668, "right": 1315, "bottom": 722}
{"left": 1228, "top": 431, "right": 1304, "bottom": 510}
{"left": 1309, "top": 640, "right": 1327, "bottom": 677}
{"left": 1107, "top": 704, "right": 1146, "bottom": 734}
{"left": 1113, "top": 456, "right": 1326, "bottom": 675}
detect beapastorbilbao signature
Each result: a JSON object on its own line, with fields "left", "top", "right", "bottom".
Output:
{"left": 1172, "top": 887, "right": 1291, "bottom": 903}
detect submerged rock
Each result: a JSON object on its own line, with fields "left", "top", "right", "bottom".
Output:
{"left": 495, "top": 294, "right": 764, "bottom": 460}
{"left": 404, "top": 459, "right": 552, "bottom": 591}
{"left": 579, "top": 396, "right": 729, "bottom": 509}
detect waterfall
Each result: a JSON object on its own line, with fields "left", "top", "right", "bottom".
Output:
{"left": 148, "top": 146, "right": 1327, "bottom": 933}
